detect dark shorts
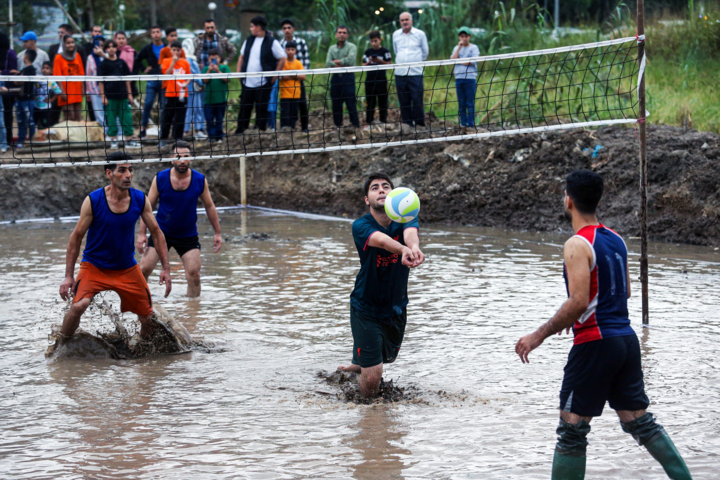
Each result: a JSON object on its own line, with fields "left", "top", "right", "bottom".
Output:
{"left": 148, "top": 233, "right": 201, "bottom": 258}
{"left": 560, "top": 334, "right": 649, "bottom": 417}
{"left": 350, "top": 307, "right": 407, "bottom": 368}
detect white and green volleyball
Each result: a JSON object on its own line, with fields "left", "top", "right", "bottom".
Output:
{"left": 384, "top": 187, "right": 420, "bottom": 223}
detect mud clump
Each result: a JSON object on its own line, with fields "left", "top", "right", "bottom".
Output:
{"left": 318, "top": 369, "right": 423, "bottom": 404}
{"left": 46, "top": 301, "right": 218, "bottom": 360}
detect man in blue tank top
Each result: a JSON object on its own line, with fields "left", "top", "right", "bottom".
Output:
{"left": 515, "top": 170, "right": 691, "bottom": 479}
{"left": 337, "top": 172, "right": 424, "bottom": 398}
{"left": 137, "top": 141, "right": 223, "bottom": 297}
{"left": 59, "top": 152, "right": 172, "bottom": 339}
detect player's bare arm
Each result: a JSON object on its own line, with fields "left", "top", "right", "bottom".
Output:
{"left": 136, "top": 177, "right": 160, "bottom": 254}
{"left": 367, "top": 231, "right": 418, "bottom": 268}
{"left": 515, "top": 236, "right": 592, "bottom": 363}
{"left": 141, "top": 196, "right": 172, "bottom": 297}
{"left": 60, "top": 197, "right": 93, "bottom": 300}
{"left": 199, "top": 179, "right": 223, "bottom": 253}
{"left": 403, "top": 227, "right": 424, "bottom": 267}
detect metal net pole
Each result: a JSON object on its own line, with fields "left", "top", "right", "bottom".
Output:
{"left": 638, "top": 0, "right": 649, "bottom": 325}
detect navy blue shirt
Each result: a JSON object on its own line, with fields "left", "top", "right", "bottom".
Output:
{"left": 155, "top": 168, "right": 205, "bottom": 238}
{"left": 350, "top": 213, "right": 419, "bottom": 320}
{"left": 82, "top": 187, "right": 145, "bottom": 270}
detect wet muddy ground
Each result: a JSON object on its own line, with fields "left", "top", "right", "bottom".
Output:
{"left": 1, "top": 209, "right": 718, "bottom": 478}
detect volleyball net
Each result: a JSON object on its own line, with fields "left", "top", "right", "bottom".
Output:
{"left": 1, "top": 36, "right": 644, "bottom": 168}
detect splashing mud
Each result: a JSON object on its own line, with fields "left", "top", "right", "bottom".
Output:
{"left": 46, "top": 300, "right": 216, "bottom": 360}
{"left": 317, "top": 370, "right": 425, "bottom": 405}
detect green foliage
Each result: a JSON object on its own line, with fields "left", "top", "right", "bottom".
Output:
{"left": 1, "top": 2, "right": 51, "bottom": 48}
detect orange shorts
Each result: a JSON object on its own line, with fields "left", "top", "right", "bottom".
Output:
{"left": 73, "top": 262, "right": 153, "bottom": 317}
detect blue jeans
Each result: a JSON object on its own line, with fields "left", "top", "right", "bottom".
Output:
{"left": 203, "top": 104, "right": 226, "bottom": 140}
{"left": 16, "top": 99, "right": 36, "bottom": 146}
{"left": 267, "top": 81, "right": 279, "bottom": 130}
{"left": 395, "top": 75, "right": 425, "bottom": 126}
{"left": 184, "top": 88, "right": 206, "bottom": 133}
{"left": 455, "top": 78, "right": 477, "bottom": 127}
{"left": 141, "top": 80, "right": 163, "bottom": 128}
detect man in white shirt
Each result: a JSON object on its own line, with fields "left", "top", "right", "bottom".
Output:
{"left": 18, "top": 32, "right": 50, "bottom": 74}
{"left": 392, "top": 12, "right": 429, "bottom": 128}
{"left": 235, "top": 16, "right": 287, "bottom": 134}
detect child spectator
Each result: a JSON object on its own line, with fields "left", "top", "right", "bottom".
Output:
{"left": 16, "top": 49, "right": 38, "bottom": 149}
{"left": 98, "top": 39, "right": 141, "bottom": 149}
{"left": 279, "top": 41, "right": 306, "bottom": 131}
{"left": 34, "top": 62, "right": 63, "bottom": 130}
{"left": 201, "top": 48, "right": 230, "bottom": 142}
{"left": 53, "top": 35, "right": 85, "bottom": 122}
{"left": 362, "top": 30, "right": 391, "bottom": 126}
{"left": 159, "top": 28, "right": 186, "bottom": 64}
{"left": 160, "top": 40, "right": 191, "bottom": 144}
{"left": 451, "top": 27, "right": 480, "bottom": 128}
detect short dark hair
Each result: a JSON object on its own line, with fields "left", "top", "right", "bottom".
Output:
{"left": 24, "top": 49, "right": 37, "bottom": 63}
{"left": 285, "top": 41, "right": 297, "bottom": 50}
{"left": 364, "top": 172, "right": 394, "bottom": 197}
{"left": 59, "top": 23, "right": 74, "bottom": 33}
{"left": 369, "top": 30, "right": 381, "bottom": 40}
{"left": 150, "top": 25, "right": 161, "bottom": 31}
{"left": 115, "top": 30, "right": 127, "bottom": 38}
{"left": 280, "top": 18, "right": 295, "bottom": 27}
{"left": 566, "top": 170, "right": 604, "bottom": 214}
{"left": 165, "top": 27, "right": 177, "bottom": 36}
{"left": 174, "top": 140, "right": 191, "bottom": 151}
{"left": 170, "top": 40, "right": 182, "bottom": 49}
{"left": 103, "top": 39, "right": 117, "bottom": 50}
{"left": 250, "top": 16, "right": 267, "bottom": 29}
{"left": 336, "top": 25, "right": 349, "bottom": 33}
{"left": 204, "top": 19, "right": 215, "bottom": 24}
{"left": 208, "top": 48, "right": 221, "bottom": 58}
{"left": 105, "top": 151, "right": 134, "bottom": 171}
{"left": 42, "top": 61, "right": 52, "bottom": 68}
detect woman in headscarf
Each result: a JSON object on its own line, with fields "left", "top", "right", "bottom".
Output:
{"left": 181, "top": 38, "right": 207, "bottom": 139}
{"left": 0, "top": 32, "right": 18, "bottom": 146}
{"left": 86, "top": 35, "right": 107, "bottom": 134}
{"left": 53, "top": 35, "right": 85, "bottom": 122}
{"left": 115, "top": 31, "right": 138, "bottom": 98}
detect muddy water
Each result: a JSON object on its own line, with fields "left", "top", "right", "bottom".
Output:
{"left": 0, "top": 209, "right": 718, "bottom": 479}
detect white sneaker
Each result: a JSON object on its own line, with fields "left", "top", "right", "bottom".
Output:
{"left": 1, "top": 146, "right": 6, "bottom": 153}
{"left": 195, "top": 130, "right": 208, "bottom": 139}
{"left": 105, "top": 135, "right": 113, "bottom": 142}
{"left": 110, "top": 141, "right": 119, "bottom": 150}
{"left": 125, "top": 140, "right": 141, "bottom": 149}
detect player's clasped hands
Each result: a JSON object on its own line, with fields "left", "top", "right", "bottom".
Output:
{"left": 401, "top": 246, "right": 425, "bottom": 268}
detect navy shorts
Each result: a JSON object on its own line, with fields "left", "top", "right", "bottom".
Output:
{"left": 560, "top": 334, "right": 649, "bottom": 417}
{"left": 350, "top": 307, "right": 406, "bottom": 368}
{"left": 148, "top": 233, "right": 201, "bottom": 258}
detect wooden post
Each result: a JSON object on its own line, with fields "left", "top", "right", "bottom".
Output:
{"left": 638, "top": 0, "right": 649, "bottom": 325}
{"left": 240, "top": 157, "right": 247, "bottom": 205}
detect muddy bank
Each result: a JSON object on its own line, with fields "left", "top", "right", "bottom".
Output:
{"left": 1, "top": 125, "right": 718, "bottom": 246}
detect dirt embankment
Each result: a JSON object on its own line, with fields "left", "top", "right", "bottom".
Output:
{"left": 2, "top": 125, "right": 719, "bottom": 246}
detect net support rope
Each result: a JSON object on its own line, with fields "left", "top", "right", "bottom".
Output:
{"left": 1, "top": 36, "right": 643, "bottom": 168}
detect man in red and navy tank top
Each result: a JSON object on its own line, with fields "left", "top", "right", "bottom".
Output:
{"left": 59, "top": 152, "right": 172, "bottom": 339}
{"left": 136, "top": 141, "right": 223, "bottom": 297}
{"left": 515, "top": 170, "right": 692, "bottom": 480}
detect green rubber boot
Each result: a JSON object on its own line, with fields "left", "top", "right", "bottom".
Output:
{"left": 645, "top": 433, "right": 693, "bottom": 480}
{"left": 551, "top": 450, "right": 586, "bottom": 480}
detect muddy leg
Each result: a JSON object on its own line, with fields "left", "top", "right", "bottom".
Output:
{"left": 138, "top": 314, "right": 154, "bottom": 338}
{"left": 181, "top": 249, "right": 202, "bottom": 298}
{"left": 61, "top": 298, "right": 91, "bottom": 337}
{"left": 139, "top": 247, "right": 160, "bottom": 281}
{"left": 338, "top": 364, "right": 361, "bottom": 373}
{"left": 360, "top": 364, "right": 383, "bottom": 398}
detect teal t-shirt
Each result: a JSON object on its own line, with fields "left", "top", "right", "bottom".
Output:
{"left": 350, "top": 213, "right": 419, "bottom": 320}
{"left": 202, "top": 64, "right": 231, "bottom": 105}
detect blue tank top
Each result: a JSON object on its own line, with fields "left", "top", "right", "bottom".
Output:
{"left": 82, "top": 187, "right": 145, "bottom": 270}
{"left": 563, "top": 224, "right": 635, "bottom": 345}
{"left": 155, "top": 168, "right": 205, "bottom": 238}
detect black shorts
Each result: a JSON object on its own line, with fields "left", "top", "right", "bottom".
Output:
{"left": 148, "top": 233, "right": 201, "bottom": 258}
{"left": 350, "top": 307, "right": 406, "bottom": 368}
{"left": 560, "top": 334, "right": 649, "bottom": 417}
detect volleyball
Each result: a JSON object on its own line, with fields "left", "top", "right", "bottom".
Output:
{"left": 384, "top": 188, "right": 420, "bottom": 223}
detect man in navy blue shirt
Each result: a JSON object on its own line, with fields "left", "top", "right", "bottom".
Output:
{"left": 339, "top": 172, "right": 424, "bottom": 398}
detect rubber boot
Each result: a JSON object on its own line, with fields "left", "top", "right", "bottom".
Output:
{"left": 644, "top": 433, "right": 693, "bottom": 480}
{"left": 551, "top": 450, "right": 586, "bottom": 480}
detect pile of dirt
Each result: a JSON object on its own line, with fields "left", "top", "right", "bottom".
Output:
{"left": 2, "top": 125, "right": 719, "bottom": 246}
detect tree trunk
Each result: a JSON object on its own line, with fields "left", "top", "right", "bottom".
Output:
{"left": 150, "top": 0, "right": 157, "bottom": 28}
{"left": 85, "top": 0, "right": 95, "bottom": 28}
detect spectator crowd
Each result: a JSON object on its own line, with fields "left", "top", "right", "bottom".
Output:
{"left": 2, "top": 13, "right": 481, "bottom": 151}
